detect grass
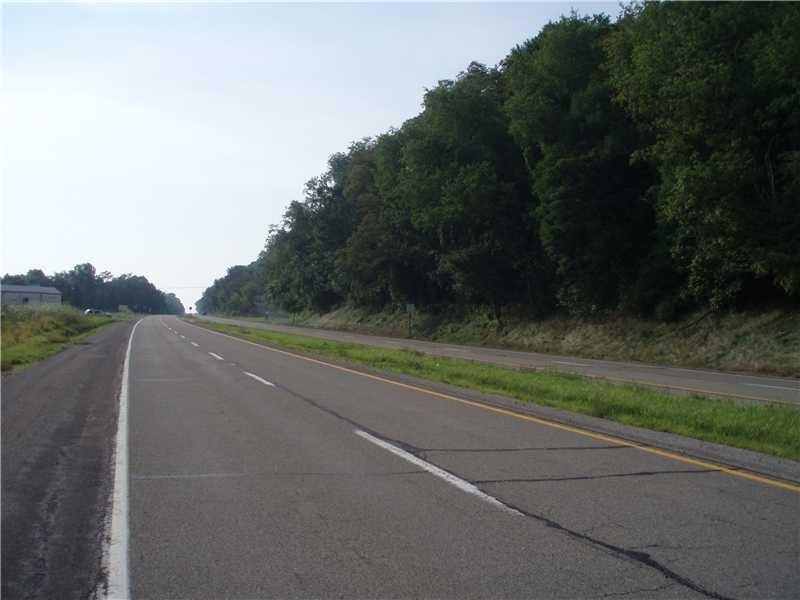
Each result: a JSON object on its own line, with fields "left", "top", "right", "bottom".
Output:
{"left": 295, "top": 306, "right": 800, "bottom": 377}
{"left": 189, "top": 318, "right": 800, "bottom": 461}
{"left": 1, "top": 305, "right": 123, "bottom": 372}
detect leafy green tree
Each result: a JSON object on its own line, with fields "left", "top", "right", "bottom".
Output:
{"left": 332, "top": 139, "right": 391, "bottom": 307}
{"left": 335, "top": 133, "right": 439, "bottom": 308}
{"left": 201, "top": 3, "right": 799, "bottom": 320}
{"left": 25, "top": 269, "right": 51, "bottom": 286}
{"left": 505, "top": 14, "right": 655, "bottom": 314}
{"left": 5, "top": 264, "right": 180, "bottom": 313}
{"left": 2, "top": 269, "right": 52, "bottom": 286}
{"left": 163, "top": 293, "right": 185, "bottom": 315}
{"left": 197, "top": 262, "right": 264, "bottom": 315}
{"left": 263, "top": 151, "right": 361, "bottom": 312}
{"left": 605, "top": 2, "right": 800, "bottom": 308}
{"left": 396, "top": 63, "right": 545, "bottom": 317}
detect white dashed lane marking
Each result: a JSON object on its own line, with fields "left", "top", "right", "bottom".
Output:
{"left": 243, "top": 371, "right": 276, "bottom": 387}
{"left": 355, "top": 429, "right": 521, "bottom": 517}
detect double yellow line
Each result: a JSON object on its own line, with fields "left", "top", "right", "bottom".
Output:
{"left": 183, "top": 319, "right": 800, "bottom": 494}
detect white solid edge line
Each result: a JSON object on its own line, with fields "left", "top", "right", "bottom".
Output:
{"left": 553, "top": 360, "right": 590, "bottom": 367}
{"left": 354, "top": 429, "right": 521, "bottom": 517}
{"left": 190, "top": 342, "right": 200, "bottom": 347}
{"left": 243, "top": 371, "right": 276, "bottom": 387}
{"left": 105, "top": 318, "right": 141, "bottom": 600}
{"left": 208, "top": 352, "right": 224, "bottom": 360}
{"left": 745, "top": 383, "right": 799, "bottom": 392}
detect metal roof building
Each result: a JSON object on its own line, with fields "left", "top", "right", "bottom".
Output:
{"left": 1, "top": 284, "right": 62, "bottom": 306}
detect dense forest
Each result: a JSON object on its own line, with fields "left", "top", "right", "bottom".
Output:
{"left": 2, "top": 264, "right": 185, "bottom": 314}
{"left": 198, "top": 3, "right": 799, "bottom": 321}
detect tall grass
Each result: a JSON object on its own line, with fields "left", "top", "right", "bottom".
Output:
{"left": 296, "top": 306, "right": 800, "bottom": 377}
{"left": 1, "top": 305, "right": 113, "bottom": 371}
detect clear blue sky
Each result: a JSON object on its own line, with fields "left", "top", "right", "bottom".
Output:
{"left": 2, "top": 2, "right": 618, "bottom": 311}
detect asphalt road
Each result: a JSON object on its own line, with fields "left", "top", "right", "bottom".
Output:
{"left": 2, "top": 321, "right": 132, "bottom": 599}
{"left": 3, "top": 316, "right": 797, "bottom": 598}
{"left": 198, "top": 315, "right": 800, "bottom": 406}
{"left": 121, "top": 316, "right": 798, "bottom": 599}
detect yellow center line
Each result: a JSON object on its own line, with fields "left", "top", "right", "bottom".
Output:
{"left": 181, "top": 319, "right": 800, "bottom": 494}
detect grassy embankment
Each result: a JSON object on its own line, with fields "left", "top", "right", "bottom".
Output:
{"left": 1, "top": 306, "right": 123, "bottom": 372}
{"left": 294, "top": 306, "right": 799, "bottom": 377}
{"left": 188, "top": 318, "right": 800, "bottom": 461}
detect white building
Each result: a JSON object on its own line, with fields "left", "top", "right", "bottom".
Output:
{"left": 1, "top": 284, "right": 62, "bottom": 306}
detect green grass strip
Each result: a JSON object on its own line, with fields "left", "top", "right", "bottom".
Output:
{"left": 189, "top": 319, "right": 800, "bottom": 461}
{"left": 1, "top": 306, "right": 122, "bottom": 372}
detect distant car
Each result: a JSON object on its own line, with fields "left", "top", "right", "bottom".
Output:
{"left": 84, "top": 308, "right": 111, "bottom": 316}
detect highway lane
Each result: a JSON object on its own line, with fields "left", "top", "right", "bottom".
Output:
{"left": 198, "top": 314, "right": 800, "bottom": 406}
{"left": 124, "top": 316, "right": 799, "bottom": 599}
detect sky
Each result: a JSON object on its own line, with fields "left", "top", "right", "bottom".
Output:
{"left": 2, "top": 1, "right": 618, "bottom": 311}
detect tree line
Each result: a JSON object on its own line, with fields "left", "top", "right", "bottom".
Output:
{"left": 198, "top": 3, "right": 799, "bottom": 321}
{"left": 2, "top": 264, "right": 185, "bottom": 314}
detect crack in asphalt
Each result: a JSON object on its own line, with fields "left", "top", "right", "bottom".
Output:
{"left": 272, "top": 381, "right": 736, "bottom": 600}
{"left": 590, "top": 582, "right": 678, "bottom": 598}
{"left": 474, "top": 468, "right": 719, "bottom": 484}
{"left": 24, "top": 471, "right": 62, "bottom": 599}
{"left": 476, "top": 496, "right": 735, "bottom": 600}
{"left": 273, "top": 382, "right": 421, "bottom": 455}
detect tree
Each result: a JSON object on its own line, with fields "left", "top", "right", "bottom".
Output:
{"left": 4, "top": 264, "right": 182, "bottom": 313}
{"left": 505, "top": 14, "right": 655, "bottom": 315}
{"left": 262, "top": 150, "right": 361, "bottom": 312}
{"left": 200, "top": 3, "right": 799, "bottom": 319}
{"left": 395, "top": 63, "right": 544, "bottom": 316}
{"left": 605, "top": 2, "right": 800, "bottom": 308}
{"left": 2, "top": 269, "right": 52, "bottom": 286}
{"left": 164, "top": 293, "right": 185, "bottom": 315}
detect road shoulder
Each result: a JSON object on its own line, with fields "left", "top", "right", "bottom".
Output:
{"left": 1, "top": 320, "right": 133, "bottom": 600}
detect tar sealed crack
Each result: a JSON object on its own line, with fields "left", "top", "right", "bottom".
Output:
{"left": 275, "top": 380, "right": 738, "bottom": 600}
{"left": 590, "top": 582, "right": 678, "bottom": 598}
{"left": 475, "top": 468, "right": 718, "bottom": 484}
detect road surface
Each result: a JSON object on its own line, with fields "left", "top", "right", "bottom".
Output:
{"left": 198, "top": 315, "right": 800, "bottom": 406}
{"left": 124, "top": 316, "right": 797, "bottom": 598}
{"left": 3, "top": 315, "right": 798, "bottom": 599}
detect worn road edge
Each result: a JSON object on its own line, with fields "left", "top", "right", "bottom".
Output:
{"left": 103, "top": 319, "right": 140, "bottom": 600}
